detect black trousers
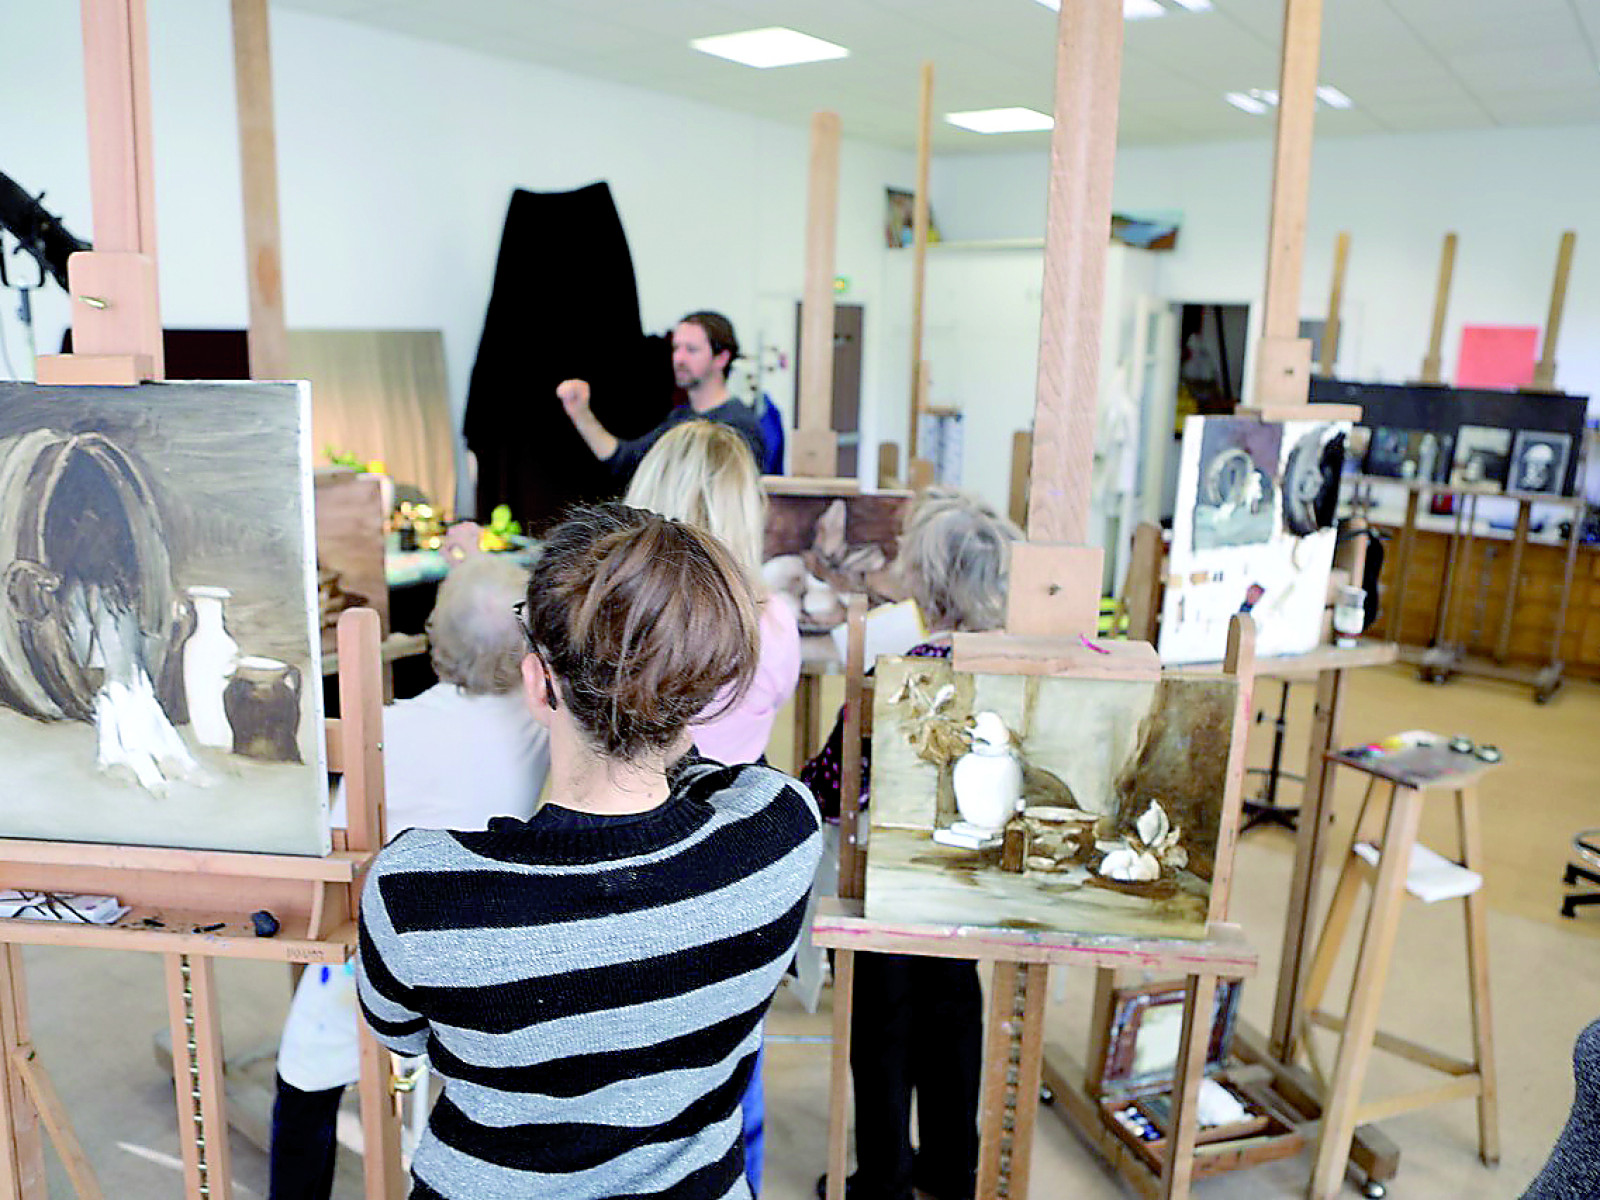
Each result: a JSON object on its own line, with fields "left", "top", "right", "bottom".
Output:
{"left": 849, "top": 952, "right": 982, "bottom": 1200}
{"left": 268, "top": 1074, "right": 344, "bottom": 1200}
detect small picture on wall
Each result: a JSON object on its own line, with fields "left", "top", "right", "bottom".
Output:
{"left": 1363, "top": 427, "right": 1451, "bottom": 483}
{"left": 1192, "top": 418, "right": 1281, "bottom": 551}
{"left": 1507, "top": 431, "right": 1572, "bottom": 496}
{"left": 1449, "top": 426, "right": 1513, "bottom": 490}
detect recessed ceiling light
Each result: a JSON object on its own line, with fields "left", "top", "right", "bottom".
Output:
{"left": 689, "top": 27, "right": 848, "bottom": 69}
{"left": 1224, "top": 91, "right": 1270, "bottom": 115}
{"left": 945, "top": 107, "right": 1055, "bottom": 134}
{"left": 1169, "top": 0, "right": 1214, "bottom": 9}
{"left": 1034, "top": 0, "right": 1171, "bottom": 18}
{"left": 1316, "top": 85, "right": 1355, "bottom": 109}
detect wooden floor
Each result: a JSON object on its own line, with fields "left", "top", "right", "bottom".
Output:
{"left": 12, "top": 660, "right": 1598, "bottom": 1199}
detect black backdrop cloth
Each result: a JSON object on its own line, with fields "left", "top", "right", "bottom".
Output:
{"left": 463, "top": 182, "right": 674, "bottom": 533}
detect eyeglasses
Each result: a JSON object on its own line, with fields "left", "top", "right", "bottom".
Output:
{"left": 512, "top": 601, "right": 559, "bottom": 711}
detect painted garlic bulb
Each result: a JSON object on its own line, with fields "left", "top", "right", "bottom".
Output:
{"left": 1099, "top": 846, "right": 1161, "bottom": 883}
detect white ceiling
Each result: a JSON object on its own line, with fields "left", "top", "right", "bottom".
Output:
{"left": 278, "top": 0, "right": 1600, "bottom": 152}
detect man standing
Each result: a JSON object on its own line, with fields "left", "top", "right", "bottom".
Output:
{"left": 557, "top": 311, "right": 766, "bottom": 482}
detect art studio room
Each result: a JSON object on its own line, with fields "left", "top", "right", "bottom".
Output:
{"left": 2, "top": 1, "right": 1599, "bottom": 1199}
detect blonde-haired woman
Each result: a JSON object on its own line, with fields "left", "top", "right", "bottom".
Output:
{"left": 626, "top": 419, "right": 801, "bottom": 767}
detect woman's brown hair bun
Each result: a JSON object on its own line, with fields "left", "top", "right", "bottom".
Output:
{"left": 524, "top": 503, "right": 759, "bottom": 760}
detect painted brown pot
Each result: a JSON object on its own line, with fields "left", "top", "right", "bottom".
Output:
{"left": 0, "top": 429, "right": 181, "bottom": 722}
{"left": 223, "top": 656, "right": 303, "bottom": 763}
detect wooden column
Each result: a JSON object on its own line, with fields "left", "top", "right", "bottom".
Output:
{"left": 1531, "top": 230, "right": 1576, "bottom": 391}
{"left": 1027, "top": 0, "right": 1125, "bottom": 546}
{"left": 1418, "top": 232, "right": 1457, "bottom": 384}
{"left": 792, "top": 112, "right": 842, "bottom": 478}
{"left": 1248, "top": 0, "right": 1324, "bottom": 409}
{"left": 1318, "top": 230, "right": 1349, "bottom": 377}
{"left": 908, "top": 62, "right": 934, "bottom": 466}
{"left": 37, "top": 0, "right": 164, "bottom": 383}
{"left": 231, "top": 0, "right": 290, "bottom": 380}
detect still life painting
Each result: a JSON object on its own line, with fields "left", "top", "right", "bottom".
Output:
{"left": 0, "top": 381, "right": 329, "bottom": 856}
{"left": 1159, "top": 415, "right": 1349, "bottom": 665}
{"left": 864, "top": 657, "right": 1239, "bottom": 941}
{"left": 762, "top": 491, "right": 910, "bottom": 635}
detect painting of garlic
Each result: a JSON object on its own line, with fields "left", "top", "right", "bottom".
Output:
{"left": 0, "top": 382, "right": 329, "bottom": 856}
{"left": 868, "top": 656, "right": 1238, "bottom": 941}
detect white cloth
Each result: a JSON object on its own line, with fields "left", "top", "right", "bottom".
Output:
{"left": 278, "top": 684, "right": 549, "bottom": 1091}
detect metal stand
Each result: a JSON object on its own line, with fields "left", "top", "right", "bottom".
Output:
{"left": 1242, "top": 681, "right": 1304, "bottom": 832}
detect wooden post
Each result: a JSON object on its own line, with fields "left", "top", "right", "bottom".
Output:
{"left": 1418, "top": 233, "right": 1457, "bottom": 384}
{"left": 36, "top": 0, "right": 164, "bottom": 383}
{"left": 1008, "top": 430, "right": 1032, "bottom": 529}
{"left": 1027, "top": 0, "right": 1125, "bottom": 545}
{"left": 908, "top": 62, "right": 934, "bottom": 462}
{"left": 876, "top": 441, "right": 900, "bottom": 489}
{"left": 165, "top": 954, "right": 234, "bottom": 1200}
{"left": 231, "top": 0, "right": 290, "bottom": 380}
{"left": 792, "top": 112, "right": 842, "bottom": 478}
{"left": 1249, "top": 0, "right": 1324, "bottom": 409}
{"left": 0, "top": 947, "right": 45, "bottom": 1200}
{"left": 1531, "top": 230, "right": 1576, "bottom": 391}
{"left": 1318, "top": 231, "right": 1349, "bottom": 377}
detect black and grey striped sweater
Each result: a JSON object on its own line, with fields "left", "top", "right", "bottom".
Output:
{"left": 357, "top": 756, "right": 822, "bottom": 1199}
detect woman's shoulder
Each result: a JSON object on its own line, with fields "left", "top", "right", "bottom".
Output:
{"left": 370, "top": 826, "right": 459, "bottom": 876}
{"left": 674, "top": 755, "right": 818, "bottom": 822}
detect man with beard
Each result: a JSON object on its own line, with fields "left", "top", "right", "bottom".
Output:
{"left": 556, "top": 310, "right": 766, "bottom": 484}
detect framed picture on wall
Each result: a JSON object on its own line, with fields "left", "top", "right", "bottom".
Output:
{"left": 1508, "top": 430, "right": 1572, "bottom": 496}
{"left": 1449, "top": 425, "right": 1513, "bottom": 490}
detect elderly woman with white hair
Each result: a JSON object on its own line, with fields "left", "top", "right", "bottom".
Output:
{"left": 268, "top": 553, "right": 550, "bottom": 1200}
{"left": 802, "top": 487, "right": 1021, "bottom": 1200}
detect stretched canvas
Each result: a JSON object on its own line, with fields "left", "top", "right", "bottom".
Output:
{"left": 1450, "top": 425, "right": 1512, "bottom": 490}
{"left": 1508, "top": 430, "right": 1571, "bottom": 497}
{"left": 762, "top": 491, "right": 909, "bottom": 636}
{"left": 865, "top": 657, "right": 1238, "bottom": 941}
{"left": 0, "top": 381, "right": 329, "bottom": 855}
{"left": 1159, "top": 415, "right": 1350, "bottom": 665}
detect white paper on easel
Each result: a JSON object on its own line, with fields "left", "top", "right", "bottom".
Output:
{"left": 1353, "top": 841, "right": 1482, "bottom": 903}
{"left": 831, "top": 598, "right": 928, "bottom": 668}
{"left": 0, "top": 890, "right": 129, "bottom": 925}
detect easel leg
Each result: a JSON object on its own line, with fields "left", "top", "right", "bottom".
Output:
{"left": 824, "top": 949, "right": 855, "bottom": 1200}
{"left": 976, "top": 962, "right": 1047, "bottom": 1199}
{"left": 0, "top": 946, "right": 46, "bottom": 1200}
{"left": 357, "top": 1024, "right": 405, "bottom": 1200}
{"left": 164, "top": 954, "right": 234, "bottom": 1200}
{"left": 1456, "top": 787, "right": 1499, "bottom": 1166}
{"left": 1160, "top": 973, "right": 1217, "bottom": 1200}
{"left": 1307, "top": 787, "right": 1423, "bottom": 1200}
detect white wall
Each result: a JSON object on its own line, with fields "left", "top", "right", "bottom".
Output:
{"left": 932, "top": 124, "right": 1600, "bottom": 410}
{"left": 0, "top": 2, "right": 919, "bottom": 503}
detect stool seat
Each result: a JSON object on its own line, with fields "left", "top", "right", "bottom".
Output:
{"left": 1300, "top": 744, "right": 1499, "bottom": 1199}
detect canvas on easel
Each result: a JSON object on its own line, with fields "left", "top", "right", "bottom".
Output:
{"left": 0, "top": 381, "right": 330, "bottom": 856}
{"left": 1159, "top": 415, "right": 1350, "bottom": 664}
{"left": 865, "top": 657, "right": 1239, "bottom": 941}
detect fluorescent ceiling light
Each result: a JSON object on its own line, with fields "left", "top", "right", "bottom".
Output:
{"left": 689, "top": 27, "right": 848, "bottom": 69}
{"left": 1034, "top": 0, "right": 1172, "bottom": 17}
{"left": 1169, "top": 0, "right": 1214, "bottom": 9}
{"left": 1316, "top": 85, "right": 1355, "bottom": 109}
{"left": 1224, "top": 91, "right": 1270, "bottom": 115}
{"left": 945, "top": 107, "right": 1055, "bottom": 134}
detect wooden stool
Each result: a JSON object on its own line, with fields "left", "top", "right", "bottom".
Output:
{"left": 1298, "top": 745, "right": 1499, "bottom": 1199}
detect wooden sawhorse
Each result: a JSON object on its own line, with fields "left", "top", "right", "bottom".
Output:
{"left": 1298, "top": 749, "right": 1499, "bottom": 1199}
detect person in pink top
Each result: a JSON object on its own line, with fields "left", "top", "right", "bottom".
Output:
{"left": 623, "top": 418, "right": 801, "bottom": 1194}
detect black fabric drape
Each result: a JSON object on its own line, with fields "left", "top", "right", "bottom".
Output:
{"left": 463, "top": 182, "right": 674, "bottom": 533}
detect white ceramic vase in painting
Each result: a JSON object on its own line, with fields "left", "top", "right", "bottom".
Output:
{"left": 184, "top": 586, "right": 239, "bottom": 749}
{"left": 952, "top": 711, "right": 1023, "bottom": 833}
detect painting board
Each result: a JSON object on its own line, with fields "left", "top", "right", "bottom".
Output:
{"left": 1507, "top": 430, "right": 1572, "bottom": 497}
{"left": 865, "top": 657, "right": 1238, "bottom": 941}
{"left": 1449, "top": 425, "right": 1513, "bottom": 490}
{"left": 1159, "top": 415, "right": 1349, "bottom": 665}
{"left": 762, "top": 491, "right": 910, "bottom": 636}
{"left": 0, "top": 381, "right": 330, "bottom": 856}
{"left": 313, "top": 468, "right": 390, "bottom": 656}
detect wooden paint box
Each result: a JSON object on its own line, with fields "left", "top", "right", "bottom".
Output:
{"left": 1092, "top": 979, "right": 1304, "bottom": 1179}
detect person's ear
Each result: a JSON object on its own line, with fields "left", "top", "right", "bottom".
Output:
{"left": 714, "top": 349, "right": 731, "bottom": 376}
{"left": 521, "top": 654, "right": 553, "bottom": 725}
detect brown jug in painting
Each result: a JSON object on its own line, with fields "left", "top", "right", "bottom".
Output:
{"left": 223, "top": 656, "right": 302, "bottom": 763}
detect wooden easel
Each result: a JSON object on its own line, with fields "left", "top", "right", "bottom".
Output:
{"left": 0, "top": 609, "right": 402, "bottom": 1200}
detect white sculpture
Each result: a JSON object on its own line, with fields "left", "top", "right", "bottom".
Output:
{"left": 952, "top": 711, "right": 1024, "bottom": 833}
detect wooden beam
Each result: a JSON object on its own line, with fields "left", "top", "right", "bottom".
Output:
{"left": 1027, "top": 0, "right": 1124, "bottom": 544}
{"left": 231, "top": 0, "right": 290, "bottom": 380}
{"left": 1419, "top": 232, "right": 1457, "bottom": 384}
{"left": 798, "top": 112, "right": 841, "bottom": 435}
{"left": 1251, "top": 0, "right": 1324, "bottom": 407}
{"left": 1318, "top": 230, "right": 1349, "bottom": 377}
{"left": 908, "top": 62, "right": 934, "bottom": 461}
{"left": 1531, "top": 230, "right": 1576, "bottom": 391}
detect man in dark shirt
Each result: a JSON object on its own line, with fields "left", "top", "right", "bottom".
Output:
{"left": 556, "top": 310, "right": 766, "bottom": 482}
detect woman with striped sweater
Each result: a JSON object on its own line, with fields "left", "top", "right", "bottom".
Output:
{"left": 357, "top": 503, "right": 823, "bottom": 1199}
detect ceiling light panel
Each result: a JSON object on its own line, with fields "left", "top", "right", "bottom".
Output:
{"left": 945, "top": 107, "right": 1056, "bottom": 134}
{"left": 689, "top": 27, "right": 849, "bottom": 69}
{"left": 1034, "top": 0, "right": 1178, "bottom": 17}
{"left": 1316, "top": 85, "right": 1355, "bottom": 109}
{"left": 1223, "top": 91, "right": 1270, "bottom": 114}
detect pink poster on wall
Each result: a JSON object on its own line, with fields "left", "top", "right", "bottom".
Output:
{"left": 1455, "top": 325, "right": 1539, "bottom": 389}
